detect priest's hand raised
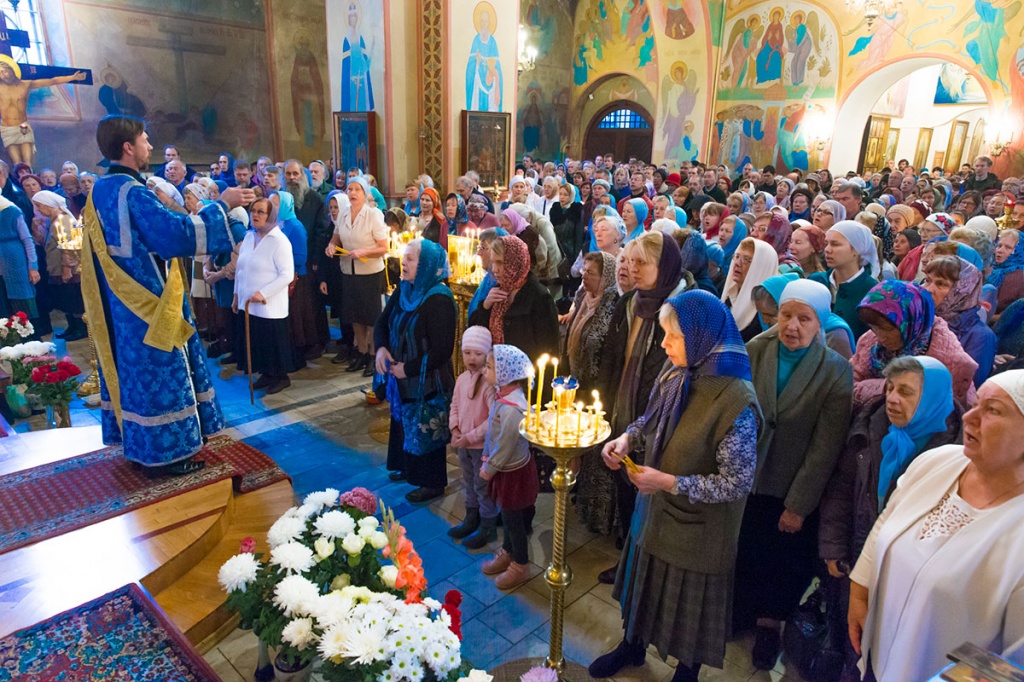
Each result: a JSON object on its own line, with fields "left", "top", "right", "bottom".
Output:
{"left": 220, "top": 187, "right": 256, "bottom": 210}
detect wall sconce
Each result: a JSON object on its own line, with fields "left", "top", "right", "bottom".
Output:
{"left": 991, "top": 131, "right": 1014, "bottom": 156}
{"left": 518, "top": 26, "right": 537, "bottom": 76}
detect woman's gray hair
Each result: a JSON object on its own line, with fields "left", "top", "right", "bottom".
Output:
{"left": 882, "top": 356, "right": 925, "bottom": 380}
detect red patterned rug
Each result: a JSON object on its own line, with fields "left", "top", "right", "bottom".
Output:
{"left": 0, "top": 582, "right": 219, "bottom": 681}
{"left": 0, "top": 434, "right": 289, "bottom": 554}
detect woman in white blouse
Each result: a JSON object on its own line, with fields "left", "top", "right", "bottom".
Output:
{"left": 324, "top": 175, "right": 388, "bottom": 377}
{"left": 849, "top": 369, "right": 1024, "bottom": 681}
{"left": 233, "top": 197, "right": 297, "bottom": 395}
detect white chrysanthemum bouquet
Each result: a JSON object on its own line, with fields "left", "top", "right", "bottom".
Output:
{"left": 0, "top": 312, "right": 34, "bottom": 347}
{"left": 218, "top": 487, "right": 484, "bottom": 681}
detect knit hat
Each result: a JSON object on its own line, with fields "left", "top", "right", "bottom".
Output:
{"left": 965, "top": 215, "right": 999, "bottom": 242}
{"left": 887, "top": 204, "right": 915, "bottom": 227}
{"left": 462, "top": 326, "right": 492, "bottom": 354}
{"left": 907, "top": 200, "right": 930, "bottom": 224}
{"left": 666, "top": 173, "right": 682, "bottom": 186}
{"left": 865, "top": 203, "right": 886, "bottom": 217}
{"left": 924, "top": 212, "right": 956, "bottom": 236}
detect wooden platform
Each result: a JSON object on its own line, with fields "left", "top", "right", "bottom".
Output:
{"left": 0, "top": 425, "right": 293, "bottom": 648}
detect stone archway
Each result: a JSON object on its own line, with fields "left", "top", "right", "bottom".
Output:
{"left": 569, "top": 72, "right": 656, "bottom": 159}
{"left": 830, "top": 54, "right": 996, "bottom": 172}
{"left": 583, "top": 100, "right": 655, "bottom": 162}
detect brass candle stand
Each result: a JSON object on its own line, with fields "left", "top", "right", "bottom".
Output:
{"left": 519, "top": 364, "right": 610, "bottom": 678}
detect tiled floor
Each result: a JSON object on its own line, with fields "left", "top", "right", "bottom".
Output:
{"left": 27, "top": 319, "right": 804, "bottom": 681}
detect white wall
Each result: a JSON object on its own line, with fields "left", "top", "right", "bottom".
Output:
{"left": 873, "top": 65, "right": 986, "bottom": 171}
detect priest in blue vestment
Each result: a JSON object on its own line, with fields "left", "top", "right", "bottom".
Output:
{"left": 82, "top": 116, "right": 255, "bottom": 474}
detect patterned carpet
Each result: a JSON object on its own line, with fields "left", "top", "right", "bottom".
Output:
{"left": 0, "top": 434, "right": 288, "bottom": 554}
{"left": 0, "top": 583, "right": 219, "bottom": 681}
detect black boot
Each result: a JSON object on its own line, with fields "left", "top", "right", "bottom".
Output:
{"left": 361, "top": 354, "right": 376, "bottom": 377}
{"left": 461, "top": 516, "right": 498, "bottom": 550}
{"left": 346, "top": 352, "right": 369, "bottom": 372}
{"left": 62, "top": 317, "right": 88, "bottom": 342}
{"left": 670, "top": 663, "right": 700, "bottom": 682}
{"left": 752, "top": 625, "right": 782, "bottom": 670}
{"left": 448, "top": 508, "right": 481, "bottom": 539}
{"left": 588, "top": 638, "right": 646, "bottom": 678}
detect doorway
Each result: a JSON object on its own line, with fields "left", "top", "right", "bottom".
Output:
{"left": 583, "top": 102, "right": 654, "bottom": 162}
{"left": 831, "top": 56, "right": 994, "bottom": 173}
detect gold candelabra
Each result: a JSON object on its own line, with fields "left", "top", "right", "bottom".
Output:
{"left": 55, "top": 217, "right": 83, "bottom": 251}
{"left": 75, "top": 314, "right": 101, "bottom": 399}
{"left": 519, "top": 353, "right": 611, "bottom": 677}
{"left": 447, "top": 231, "right": 484, "bottom": 286}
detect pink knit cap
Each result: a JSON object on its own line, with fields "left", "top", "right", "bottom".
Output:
{"left": 461, "top": 325, "right": 492, "bottom": 354}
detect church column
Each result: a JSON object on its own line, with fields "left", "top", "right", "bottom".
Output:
{"left": 419, "top": 0, "right": 446, "bottom": 183}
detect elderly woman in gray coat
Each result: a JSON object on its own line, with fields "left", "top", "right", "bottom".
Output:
{"left": 734, "top": 279, "right": 854, "bottom": 671}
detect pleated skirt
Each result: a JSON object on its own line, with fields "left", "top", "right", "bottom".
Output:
{"left": 613, "top": 534, "right": 732, "bottom": 669}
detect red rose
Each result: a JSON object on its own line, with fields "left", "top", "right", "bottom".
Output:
{"left": 239, "top": 537, "right": 257, "bottom": 553}
{"left": 30, "top": 367, "right": 45, "bottom": 383}
{"left": 15, "top": 312, "right": 27, "bottom": 322}
{"left": 4, "top": 320, "right": 12, "bottom": 328}
{"left": 45, "top": 371, "right": 61, "bottom": 384}
{"left": 57, "top": 361, "right": 81, "bottom": 376}
{"left": 56, "top": 370, "right": 69, "bottom": 382}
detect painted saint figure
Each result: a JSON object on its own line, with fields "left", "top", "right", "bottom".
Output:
{"left": 664, "top": 0, "right": 695, "bottom": 40}
{"left": 574, "top": 38, "right": 591, "bottom": 86}
{"left": 0, "top": 56, "right": 87, "bottom": 166}
{"left": 962, "top": 0, "right": 1018, "bottom": 87}
{"left": 755, "top": 8, "right": 786, "bottom": 84}
{"left": 786, "top": 11, "right": 821, "bottom": 87}
{"left": 723, "top": 16, "right": 763, "bottom": 89}
{"left": 661, "top": 61, "right": 698, "bottom": 162}
{"left": 341, "top": 2, "right": 374, "bottom": 111}
{"left": 466, "top": 2, "right": 503, "bottom": 112}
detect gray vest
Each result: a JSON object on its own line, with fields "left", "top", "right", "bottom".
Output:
{"left": 632, "top": 375, "right": 760, "bottom": 575}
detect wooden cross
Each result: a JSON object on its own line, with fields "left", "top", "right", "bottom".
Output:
{"left": 126, "top": 25, "right": 225, "bottom": 114}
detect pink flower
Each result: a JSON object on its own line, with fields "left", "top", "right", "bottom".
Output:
{"left": 239, "top": 537, "right": 257, "bottom": 554}
{"left": 520, "top": 667, "right": 558, "bottom": 682}
{"left": 339, "top": 487, "right": 377, "bottom": 515}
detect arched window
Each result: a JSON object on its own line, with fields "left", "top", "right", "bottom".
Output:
{"left": 596, "top": 108, "right": 650, "bottom": 130}
{"left": 2, "top": 0, "right": 48, "bottom": 66}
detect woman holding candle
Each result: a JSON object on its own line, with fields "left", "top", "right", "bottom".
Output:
{"left": 374, "top": 239, "right": 456, "bottom": 503}
{"left": 597, "top": 231, "right": 688, "bottom": 582}
{"left": 324, "top": 176, "right": 389, "bottom": 376}
{"left": 591, "top": 289, "right": 760, "bottom": 682}
{"left": 31, "top": 190, "right": 86, "bottom": 340}
{"left": 564, "top": 251, "right": 620, "bottom": 535}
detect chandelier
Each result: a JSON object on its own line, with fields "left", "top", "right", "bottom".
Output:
{"left": 845, "top": 0, "right": 903, "bottom": 28}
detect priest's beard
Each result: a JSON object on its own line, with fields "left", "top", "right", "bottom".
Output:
{"left": 287, "top": 179, "right": 308, "bottom": 209}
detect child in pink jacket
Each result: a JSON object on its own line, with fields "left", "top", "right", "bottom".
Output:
{"left": 447, "top": 326, "right": 497, "bottom": 548}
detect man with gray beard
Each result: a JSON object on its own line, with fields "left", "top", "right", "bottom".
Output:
{"left": 285, "top": 159, "right": 331, "bottom": 356}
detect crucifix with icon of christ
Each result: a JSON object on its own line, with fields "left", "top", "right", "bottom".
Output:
{"left": 0, "top": 11, "right": 92, "bottom": 166}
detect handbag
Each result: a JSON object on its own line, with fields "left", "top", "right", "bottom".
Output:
{"left": 397, "top": 355, "right": 451, "bottom": 456}
{"left": 781, "top": 578, "right": 846, "bottom": 682}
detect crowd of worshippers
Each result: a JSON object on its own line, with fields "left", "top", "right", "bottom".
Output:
{"left": 3, "top": 144, "right": 1024, "bottom": 682}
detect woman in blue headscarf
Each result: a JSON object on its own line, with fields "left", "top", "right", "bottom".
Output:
{"left": 622, "top": 197, "right": 648, "bottom": 243}
{"left": 217, "top": 153, "right": 236, "bottom": 187}
{"left": 678, "top": 228, "right": 717, "bottom": 294}
{"left": 819, "top": 356, "right": 960, "bottom": 672}
{"left": 374, "top": 239, "right": 457, "bottom": 503}
{"left": 591, "top": 289, "right": 760, "bottom": 682}
{"left": 706, "top": 242, "right": 727, "bottom": 294}
{"left": 989, "top": 228, "right": 1024, "bottom": 315}
{"left": 752, "top": 273, "right": 855, "bottom": 358}
{"left": 444, "top": 192, "right": 472, "bottom": 236}
{"left": 718, "top": 214, "right": 749, "bottom": 265}
{"left": 737, "top": 277, "right": 853, "bottom": 669}
{"left": 467, "top": 226, "right": 508, "bottom": 319}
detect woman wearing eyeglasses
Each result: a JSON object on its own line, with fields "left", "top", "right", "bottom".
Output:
{"left": 813, "top": 199, "right": 845, "bottom": 231}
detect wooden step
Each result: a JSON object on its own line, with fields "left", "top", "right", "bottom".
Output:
{"left": 0, "top": 478, "right": 233, "bottom": 638}
{"left": 154, "top": 479, "right": 295, "bottom": 648}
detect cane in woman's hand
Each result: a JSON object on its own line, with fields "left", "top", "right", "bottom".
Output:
{"left": 244, "top": 299, "right": 254, "bottom": 405}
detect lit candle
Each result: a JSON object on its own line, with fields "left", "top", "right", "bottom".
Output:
{"left": 575, "top": 402, "right": 583, "bottom": 442}
{"left": 535, "top": 354, "right": 549, "bottom": 431}
{"left": 551, "top": 357, "right": 559, "bottom": 382}
{"left": 525, "top": 369, "right": 534, "bottom": 434}
{"left": 553, "top": 386, "right": 563, "bottom": 445}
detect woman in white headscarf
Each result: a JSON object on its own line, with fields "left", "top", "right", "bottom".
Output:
{"left": 720, "top": 237, "right": 779, "bottom": 341}
{"left": 848, "top": 369, "right": 1024, "bottom": 681}
{"left": 31, "top": 190, "right": 86, "bottom": 340}
{"left": 184, "top": 182, "right": 217, "bottom": 339}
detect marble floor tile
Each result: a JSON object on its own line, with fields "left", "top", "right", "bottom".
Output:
{"left": 475, "top": 587, "right": 551, "bottom": 645}
{"left": 202, "top": 647, "right": 247, "bottom": 682}
{"left": 460, "top": 618, "right": 513, "bottom": 670}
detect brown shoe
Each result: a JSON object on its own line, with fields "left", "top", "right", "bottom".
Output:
{"left": 494, "top": 562, "right": 531, "bottom": 590}
{"left": 481, "top": 549, "right": 512, "bottom": 576}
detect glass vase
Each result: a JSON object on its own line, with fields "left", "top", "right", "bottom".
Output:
{"left": 46, "top": 402, "right": 71, "bottom": 428}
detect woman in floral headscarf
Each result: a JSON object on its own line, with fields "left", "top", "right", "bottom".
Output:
{"left": 468, "top": 234, "right": 558, "bottom": 362}
{"left": 375, "top": 239, "right": 457, "bottom": 503}
{"left": 989, "top": 228, "right": 1024, "bottom": 315}
{"left": 851, "top": 280, "right": 978, "bottom": 407}
{"left": 444, "top": 192, "right": 473, "bottom": 236}
{"left": 590, "top": 289, "right": 760, "bottom": 682}
{"left": 761, "top": 213, "right": 798, "bottom": 266}
{"left": 923, "top": 256, "right": 996, "bottom": 386}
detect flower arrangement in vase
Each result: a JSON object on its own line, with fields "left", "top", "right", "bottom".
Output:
{"left": 0, "top": 312, "right": 33, "bottom": 347}
{"left": 28, "top": 357, "right": 82, "bottom": 428}
{"left": 0, "top": 341, "right": 57, "bottom": 417}
{"left": 219, "top": 487, "right": 487, "bottom": 682}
